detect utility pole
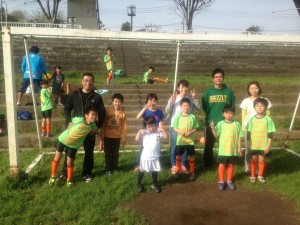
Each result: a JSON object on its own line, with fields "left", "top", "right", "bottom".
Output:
{"left": 127, "top": 4, "right": 136, "bottom": 31}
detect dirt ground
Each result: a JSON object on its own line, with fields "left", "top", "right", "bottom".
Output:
{"left": 126, "top": 181, "right": 300, "bottom": 225}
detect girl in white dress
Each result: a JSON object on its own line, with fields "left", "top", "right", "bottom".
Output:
{"left": 135, "top": 116, "right": 168, "bottom": 193}
{"left": 240, "top": 81, "right": 272, "bottom": 172}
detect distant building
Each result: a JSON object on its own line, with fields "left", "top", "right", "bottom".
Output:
{"left": 67, "top": 0, "right": 100, "bottom": 29}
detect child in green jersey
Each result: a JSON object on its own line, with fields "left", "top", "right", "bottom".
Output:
{"left": 143, "top": 66, "right": 168, "bottom": 84}
{"left": 48, "top": 108, "right": 97, "bottom": 187}
{"left": 171, "top": 98, "right": 199, "bottom": 181}
{"left": 40, "top": 80, "right": 53, "bottom": 137}
{"left": 246, "top": 98, "right": 276, "bottom": 184}
{"left": 211, "top": 104, "right": 243, "bottom": 191}
{"left": 103, "top": 47, "right": 115, "bottom": 85}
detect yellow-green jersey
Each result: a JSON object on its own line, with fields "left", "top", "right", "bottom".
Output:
{"left": 216, "top": 120, "right": 243, "bottom": 156}
{"left": 171, "top": 113, "right": 199, "bottom": 145}
{"left": 247, "top": 115, "right": 276, "bottom": 151}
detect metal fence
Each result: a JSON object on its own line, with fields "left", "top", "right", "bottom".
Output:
{"left": 0, "top": 22, "right": 81, "bottom": 29}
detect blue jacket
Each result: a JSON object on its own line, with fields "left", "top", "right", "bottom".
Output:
{"left": 21, "top": 53, "right": 47, "bottom": 79}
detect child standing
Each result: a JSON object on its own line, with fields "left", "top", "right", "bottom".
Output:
{"left": 51, "top": 65, "right": 65, "bottom": 106}
{"left": 211, "top": 105, "right": 243, "bottom": 191}
{"left": 40, "top": 80, "right": 53, "bottom": 137}
{"left": 246, "top": 98, "right": 276, "bottom": 183}
{"left": 165, "top": 79, "right": 200, "bottom": 174}
{"left": 103, "top": 47, "right": 115, "bottom": 85}
{"left": 136, "top": 116, "right": 168, "bottom": 193}
{"left": 99, "top": 93, "right": 127, "bottom": 175}
{"left": 49, "top": 108, "right": 97, "bottom": 187}
{"left": 143, "top": 66, "right": 168, "bottom": 84}
{"left": 171, "top": 98, "right": 199, "bottom": 181}
{"left": 240, "top": 81, "right": 272, "bottom": 172}
{"left": 135, "top": 93, "right": 165, "bottom": 170}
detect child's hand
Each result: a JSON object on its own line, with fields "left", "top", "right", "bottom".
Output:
{"left": 139, "top": 129, "right": 146, "bottom": 135}
{"left": 99, "top": 139, "right": 104, "bottom": 151}
{"left": 190, "top": 89, "right": 197, "bottom": 99}
{"left": 182, "top": 132, "right": 190, "bottom": 137}
{"left": 210, "top": 120, "right": 215, "bottom": 129}
{"left": 264, "top": 146, "right": 270, "bottom": 155}
{"left": 238, "top": 149, "right": 243, "bottom": 157}
{"left": 171, "top": 90, "right": 177, "bottom": 102}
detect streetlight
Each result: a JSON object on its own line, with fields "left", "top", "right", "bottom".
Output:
{"left": 127, "top": 4, "right": 136, "bottom": 31}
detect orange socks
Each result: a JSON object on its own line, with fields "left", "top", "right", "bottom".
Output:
{"left": 189, "top": 159, "right": 195, "bottom": 174}
{"left": 107, "top": 71, "right": 113, "bottom": 82}
{"left": 227, "top": 164, "right": 234, "bottom": 182}
{"left": 46, "top": 123, "right": 51, "bottom": 135}
{"left": 218, "top": 164, "right": 225, "bottom": 182}
{"left": 67, "top": 165, "right": 74, "bottom": 181}
{"left": 175, "top": 156, "right": 181, "bottom": 173}
{"left": 51, "top": 160, "right": 59, "bottom": 177}
{"left": 250, "top": 160, "right": 256, "bottom": 177}
{"left": 42, "top": 124, "right": 46, "bottom": 134}
{"left": 258, "top": 161, "right": 265, "bottom": 176}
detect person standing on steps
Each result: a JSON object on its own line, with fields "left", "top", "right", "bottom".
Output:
{"left": 104, "top": 47, "right": 115, "bottom": 85}
{"left": 58, "top": 73, "right": 106, "bottom": 183}
{"left": 201, "top": 68, "right": 235, "bottom": 167}
{"left": 17, "top": 46, "right": 47, "bottom": 106}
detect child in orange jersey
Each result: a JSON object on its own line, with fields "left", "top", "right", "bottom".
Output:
{"left": 49, "top": 108, "right": 97, "bottom": 187}
{"left": 99, "top": 93, "right": 127, "bottom": 175}
{"left": 246, "top": 98, "right": 276, "bottom": 184}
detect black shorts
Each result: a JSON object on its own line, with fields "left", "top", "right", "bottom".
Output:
{"left": 176, "top": 145, "right": 195, "bottom": 156}
{"left": 217, "top": 156, "right": 238, "bottom": 165}
{"left": 249, "top": 150, "right": 265, "bottom": 156}
{"left": 56, "top": 140, "right": 78, "bottom": 159}
{"left": 19, "top": 78, "right": 42, "bottom": 93}
{"left": 42, "top": 109, "right": 52, "bottom": 118}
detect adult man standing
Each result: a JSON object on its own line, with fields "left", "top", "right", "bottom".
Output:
{"left": 63, "top": 73, "right": 106, "bottom": 182}
{"left": 201, "top": 68, "right": 235, "bottom": 167}
{"left": 17, "top": 46, "right": 47, "bottom": 106}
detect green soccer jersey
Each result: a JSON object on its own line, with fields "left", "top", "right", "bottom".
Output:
{"left": 216, "top": 120, "right": 243, "bottom": 156}
{"left": 58, "top": 117, "right": 96, "bottom": 149}
{"left": 103, "top": 54, "right": 114, "bottom": 71}
{"left": 247, "top": 115, "right": 276, "bottom": 151}
{"left": 40, "top": 88, "right": 53, "bottom": 111}
{"left": 171, "top": 113, "right": 199, "bottom": 145}
{"left": 143, "top": 71, "right": 150, "bottom": 83}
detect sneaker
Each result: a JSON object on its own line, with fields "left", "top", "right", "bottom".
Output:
{"left": 83, "top": 175, "right": 92, "bottom": 182}
{"left": 17, "top": 102, "right": 21, "bottom": 106}
{"left": 66, "top": 181, "right": 73, "bottom": 188}
{"left": 218, "top": 181, "right": 225, "bottom": 191}
{"left": 0, "top": 130, "right": 6, "bottom": 136}
{"left": 105, "top": 171, "right": 112, "bottom": 176}
{"left": 49, "top": 176, "right": 56, "bottom": 186}
{"left": 226, "top": 181, "right": 236, "bottom": 190}
{"left": 133, "top": 166, "right": 139, "bottom": 172}
{"left": 56, "top": 174, "right": 67, "bottom": 182}
{"left": 181, "top": 166, "right": 189, "bottom": 174}
{"left": 57, "top": 103, "right": 64, "bottom": 106}
{"left": 151, "top": 184, "right": 161, "bottom": 193}
{"left": 41, "top": 133, "right": 46, "bottom": 137}
{"left": 189, "top": 173, "right": 195, "bottom": 181}
{"left": 257, "top": 176, "right": 266, "bottom": 183}
{"left": 170, "top": 166, "right": 176, "bottom": 175}
{"left": 250, "top": 176, "right": 256, "bottom": 183}
{"left": 244, "top": 168, "right": 250, "bottom": 173}
{"left": 137, "top": 185, "right": 144, "bottom": 193}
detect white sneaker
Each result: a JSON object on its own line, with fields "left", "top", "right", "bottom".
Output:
{"left": 257, "top": 176, "right": 266, "bottom": 183}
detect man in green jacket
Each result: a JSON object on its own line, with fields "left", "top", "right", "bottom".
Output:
{"left": 201, "top": 68, "right": 235, "bottom": 167}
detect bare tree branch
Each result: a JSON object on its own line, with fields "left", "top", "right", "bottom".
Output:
{"left": 35, "top": 0, "right": 61, "bottom": 23}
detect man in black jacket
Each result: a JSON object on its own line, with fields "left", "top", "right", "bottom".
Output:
{"left": 59, "top": 72, "right": 106, "bottom": 182}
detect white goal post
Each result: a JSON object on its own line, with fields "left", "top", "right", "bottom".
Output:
{"left": 3, "top": 26, "right": 300, "bottom": 177}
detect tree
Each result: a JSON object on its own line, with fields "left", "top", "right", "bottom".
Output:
{"left": 173, "top": 0, "right": 212, "bottom": 32}
{"left": 121, "top": 21, "right": 131, "bottom": 31}
{"left": 145, "top": 23, "right": 161, "bottom": 32}
{"left": 246, "top": 25, "right": 264, "bottom": 34}
{"left": 35, "top": 0, "right": 62, "bottom": 23}
{"left": 8, "top": 10, "right": 28, "bottom": 22}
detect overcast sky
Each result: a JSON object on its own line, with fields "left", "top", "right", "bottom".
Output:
{"left": 7, "top": 0, "right": 300, "bottom": 33}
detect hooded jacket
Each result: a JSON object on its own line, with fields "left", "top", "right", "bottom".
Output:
{"left": 201, "top": 84, "right": 235, "bottom": 125}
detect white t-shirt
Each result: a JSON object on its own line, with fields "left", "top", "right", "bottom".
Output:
{"left": 141, "top": 131, "right": 163, "bottom": 160}
{"left": 240, "top": 97, "right": 272, "bottom": 127}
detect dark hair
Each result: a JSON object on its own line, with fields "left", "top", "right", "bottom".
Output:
{"left": 247, "top": 81, "right": 262, "bottom": 96}
{"left": 40, "top": 79, "right": 49, "bottom": 85}
{"left": 145, "top": 93, "right": 158, "bottom": 104}
{"left": 143, "top": 116, "right": 156, "bottom": 127}
{"left": 55, "top": 65, "right": 62, "bottom": 70}
{"left": 85, "top": 107, "right": 97, "bottom": 115}
{"left": 82, "top": 72, "right": 94, "bottom": 80}
{"left": 212, "top": 68, "right": 225, "bottom": 78}
{"left": 148, "top": 66, "right": 155, "bottom": 72}
{"left": 106, "top": 47, "right": 112, "bottom": 52}
{"left": 180, "top": 97, "right": 191, "bottom": 106}
{"left": 253, "top": 97, "right": 268, "bottom": 108}
{"left": 30, "top": 46, "right": 39, "bottom": 54}
{"left": 177, "top": 79, "right": 189, "bottom": 88}
{"left": 222, "top": 104, "right": 235, "bottom": 113}
{"left": 112, "top": 93, "right": 124, "bottom": 103}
